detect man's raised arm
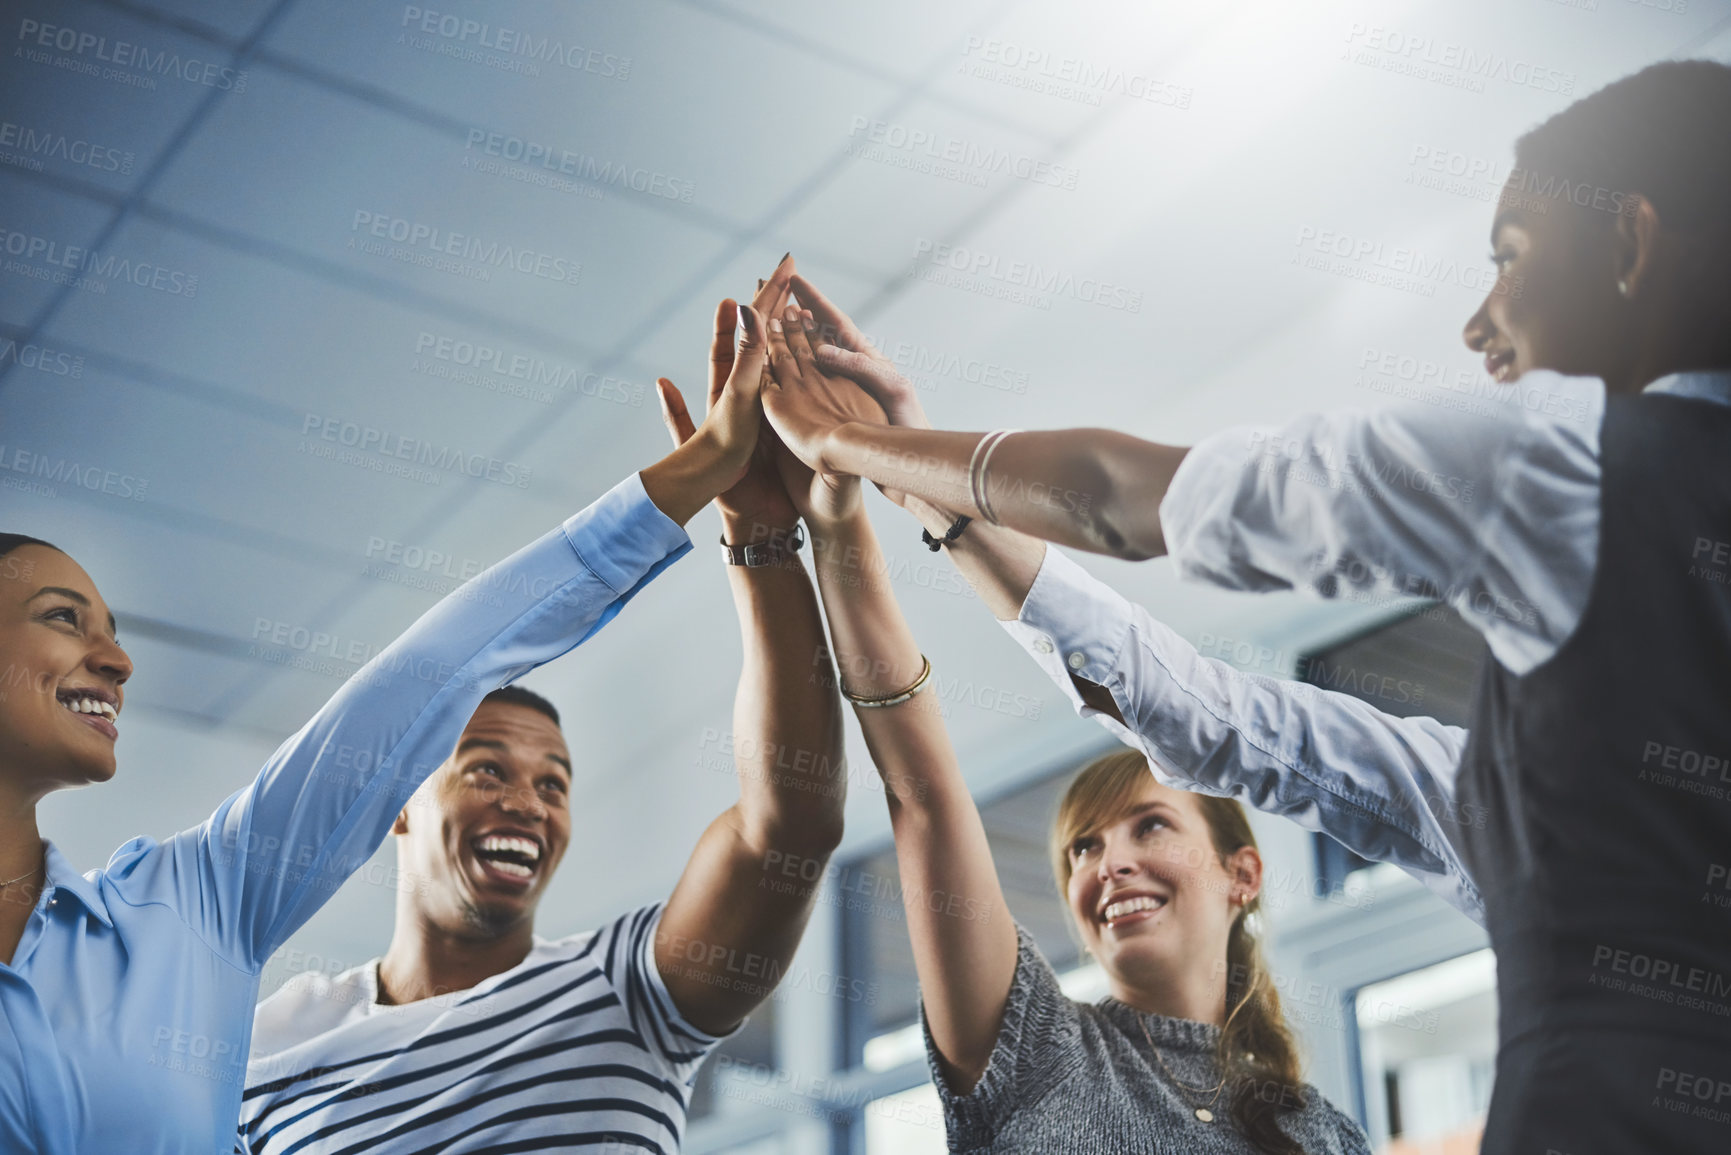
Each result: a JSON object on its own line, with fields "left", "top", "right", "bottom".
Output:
{"left": 652, "top": 286, "right": 847, "bottom": 1035}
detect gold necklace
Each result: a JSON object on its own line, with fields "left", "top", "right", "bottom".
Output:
{"left": 0, "top": 856, "right": 43, "bottom": 889}
{"left": 1137, "top": 1011, "right": 1228, "bottom": 1124}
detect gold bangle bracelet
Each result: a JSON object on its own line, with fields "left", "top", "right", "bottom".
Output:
{"left": 842, "top": 655, "right": 933, "bottom": 708}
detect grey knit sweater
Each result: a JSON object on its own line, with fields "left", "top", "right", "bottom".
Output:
{"left": 924, "top": 926, "right": 1371, "bottom": 1154}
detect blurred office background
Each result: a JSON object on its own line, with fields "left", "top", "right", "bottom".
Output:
{"left": 5, "top": 0, "right": 1727, "bottom": 1150}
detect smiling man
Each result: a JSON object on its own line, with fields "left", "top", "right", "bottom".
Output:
{"left": 242, "top": 680, "right": 809, "bottom": 1155}
{"left": 236, "top": 286, "right": 847, "bottom": 1155}
{"left": 374, "top": 686, "right": 580, "bottom": 1003}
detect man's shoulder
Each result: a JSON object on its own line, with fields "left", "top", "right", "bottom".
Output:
{"left": 251, "top": 961, "right": 378, "bottom": 1058}
{"left": 534, "top": 902, "right": 664, "bottom": 966}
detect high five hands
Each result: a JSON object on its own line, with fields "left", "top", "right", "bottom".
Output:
{"left": 784, "top": 274, "right": 930, "bottom": 433}
{"left": 655, "top": 259, "right": 800, "bottom": 537}
{"left": 656, "top": 252, "right": 1185, "bottom": 571}
{"left": 757, "top": 298, "right": 888, "bottom": 479}
{"left": 657, "top": 256, "right": 912, "bottom": 531}
{"left": 638, "top": 259, "right": 788, "bottom": 527}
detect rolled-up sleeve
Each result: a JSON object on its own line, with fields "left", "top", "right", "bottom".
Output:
{"left": 108, "top": 472, "right": 691, "bottom": 969}
{"left": 1158, "top": 376, "right": 1603, "bottom": 675}
{"left": 1003, "top": 548, "right": 1484, "bottom": 922}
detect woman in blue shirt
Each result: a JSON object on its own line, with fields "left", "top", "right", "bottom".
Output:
{"left": 0, "top": 289, "right": 780, "bottom": 1155}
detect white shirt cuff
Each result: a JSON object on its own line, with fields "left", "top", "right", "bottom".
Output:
{"left": 1001, "top": 549, "right": 1136, "bottom": 725}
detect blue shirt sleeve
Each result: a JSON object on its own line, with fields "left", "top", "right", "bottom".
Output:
{"left": 102, "top": 472, "right": 691, "bottom": 969}
{"left": 1002, "top": 547, "right": 1485, "bottom": 923}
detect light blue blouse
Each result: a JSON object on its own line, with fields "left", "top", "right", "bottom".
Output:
{"left": 0, "top": 473, "right": 689, "bottom": 1155}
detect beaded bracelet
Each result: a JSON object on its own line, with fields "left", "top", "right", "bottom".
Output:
{"left": 921, "top": 514, "right": 972, "bottom": 552}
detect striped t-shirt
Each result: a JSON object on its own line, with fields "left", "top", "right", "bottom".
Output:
{"left": 239, "top": 904, "right": 725, "bottom": 1155}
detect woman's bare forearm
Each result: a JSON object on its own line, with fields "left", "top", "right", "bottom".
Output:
{"left": 824, "top": 424, "right": 1189, "bottom": 561}
{"left": 805, "top": 510, "right": 1018, "bottom": 1091}
{"left": 897, "top": 497, "right": 1127, "bottom": 721}
{"left": 897, "top": 494, "right": 1046, "bottom": 621}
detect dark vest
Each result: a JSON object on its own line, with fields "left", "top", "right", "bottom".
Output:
{"left": 1458, "top": 392, "right": 1731, "bottom": 1152}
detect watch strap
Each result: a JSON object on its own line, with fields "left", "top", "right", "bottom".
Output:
{"left": 720, "top": 523, "right": 805, "bottom": 566}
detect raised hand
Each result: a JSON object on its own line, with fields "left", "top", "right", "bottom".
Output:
{"left": 638, "top": 296, "right": 769, "bottom": 525}
{"left": 772, "top": 436, "right": 861, "bottom": 530}
{"left": 655, "top": 318, "right": 797, "bottom": 534}
{"left": 651, "top": 257, "right": 802, "bottom": 532}
{"left": 790, "top": 274, "right": 936, "bottom": 510}
{"left": 762, "top": 304, "right": 888, "bottom": 474}
{"left": 791, "top": 273, "right": 931, "bottom": 431}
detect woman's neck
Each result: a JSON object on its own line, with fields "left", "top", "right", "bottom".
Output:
{"left": 1612, "top": 285, "right": 1731, "bottom": 395}
{"left": 1107, "top": 962, "right": 1228, "bottom": 1027}
{"left": 0, "top": 787, "right": 46, "bottom": 967}
{"left": 0, "top": 778, "right": 45, "bottom": 885}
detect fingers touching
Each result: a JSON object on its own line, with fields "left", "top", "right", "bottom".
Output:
{"left": 765, "top": 305, "right": 801, "bottom": 391}
{"left": 753, "top": 253, "right": 796, "bottom": 320}
{"left": 789, "top": 273, "right": 865, "bottom": 351}
{"left": 667, "top": 257, "right": 817, "bottom": 464}
{"left": 707, "top": 254, "right": 792, "bottom": 404}
{"left": 776, "top": 305, "right": 821, "bottom": 374}
{"left": 813, "top": 345, "right": 881, "bottom": 385}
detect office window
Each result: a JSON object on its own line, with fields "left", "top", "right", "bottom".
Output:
{"left": 862, "top": 1084, "right": 947, "bottom": 1155}
{"left": 1356, "top": 950, "right": 1498, "bottom": 1153}
{"left": 1301, "top": 605, "right": 1487, "bottom": 899}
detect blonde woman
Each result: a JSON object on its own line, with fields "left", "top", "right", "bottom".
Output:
{"left": 767, "top": 304, "right": 1366, "bottom": 1153}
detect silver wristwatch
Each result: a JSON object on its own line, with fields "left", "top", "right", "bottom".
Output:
{"left": 720, "top": 523, "right": 805, "bottom": 566}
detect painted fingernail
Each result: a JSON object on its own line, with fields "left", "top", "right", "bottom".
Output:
{"left": 738, "top": 305, "right": 759, "bottom": 340}
{"left": 769, "top": 317, "right": 783, "bottom": 334}
{"left": 780, "top": 251, "right": 791, "bottom": 264}
{"left": 757, "top": 278, "right": 765, "bottom": 290}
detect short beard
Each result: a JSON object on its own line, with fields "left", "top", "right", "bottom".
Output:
{"left": 455, "top": 893, "right": 525, "bottom": 938}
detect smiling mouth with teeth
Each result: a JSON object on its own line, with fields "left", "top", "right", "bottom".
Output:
{"left": 58, "top": 692, "right": 119, "bottom": 723}
{"left": 1101, "top": 895, "right": 1167, "bottom": 926}
{"left": 472, "top": 835, "right": 542, "bottom": 882}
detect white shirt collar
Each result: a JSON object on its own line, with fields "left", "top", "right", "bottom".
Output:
{"left": 1644, "top": 370, "right": 1731, "bottom": 406}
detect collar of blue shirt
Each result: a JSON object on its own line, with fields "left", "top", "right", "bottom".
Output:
{"left": 41, "top": 841, "right": 112, "bottom": 927}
